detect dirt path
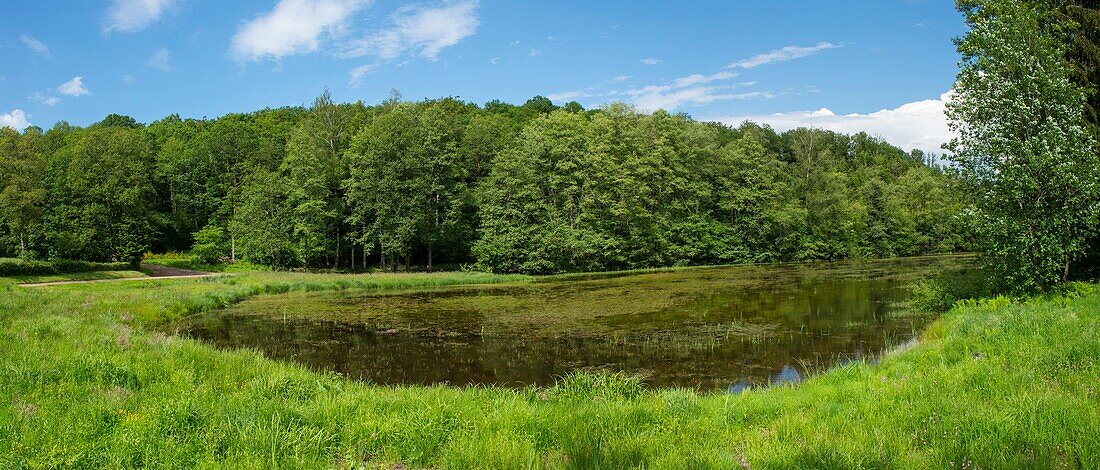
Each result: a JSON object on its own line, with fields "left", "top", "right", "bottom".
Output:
{"left": 17, "top": 264, "right": 221, "bottom": 287}
{"left": 141, "top": 264, "right": 210, "bottom": 277}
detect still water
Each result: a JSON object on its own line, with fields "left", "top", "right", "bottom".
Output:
{"left": 180, "top": 255, "right": 970, "bottom": 390}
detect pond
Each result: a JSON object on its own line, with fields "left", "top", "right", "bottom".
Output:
{"left": 179, "top": 255, "right": 971, "bottom": 391}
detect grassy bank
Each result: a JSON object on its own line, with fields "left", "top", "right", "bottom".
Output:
{"left": 0, "top": 271, "right": 1097, "bottom": 468}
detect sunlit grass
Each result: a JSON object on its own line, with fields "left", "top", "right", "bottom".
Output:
{"left": 0, "top": 267, "right": 1096, "bottom": 468}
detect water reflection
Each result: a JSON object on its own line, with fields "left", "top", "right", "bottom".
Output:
{"left": 772, "top": 365, "right": 802, "bottom": 385}
{"left": 179, "top": 256, "right": 971, "bottom": 390}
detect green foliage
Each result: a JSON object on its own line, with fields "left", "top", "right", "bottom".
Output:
{"left": 189, "top": 225, "right": 229, "bottom": 264}
{"left": 475, "top": 107, "right": 966, "bottom": 273}
{"left": 909, "top": 268, "right": 993, "bottom": 312}
{"left": 230, "top": 171, "right": 296, "bottom": 267}
{"left": 1, "top": 92, "right": 966, "bottom": 272}
{"left": 345, "top": 99, "right": 478, "bottom": 271}
{"left": 0, "top": 258, "right": 130, "bottom": 277}
{"left": 949, "top": 0, "right": 1100, "bottom": 293}
{"left": 282, "top": 90, "right": 352, "bottom": 267}
{"left": 43, "top": 125, "right": 156, "bottom": 264}
{"left": 1061, "top": 0, "right": 1100, "bottom": 130}
{"left": 0, "top": 127, "right": 46, "bottom": 259}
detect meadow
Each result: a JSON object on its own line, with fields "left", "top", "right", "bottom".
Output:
{"left": 0, "top": 269, "right": 1096, "bottom": 468}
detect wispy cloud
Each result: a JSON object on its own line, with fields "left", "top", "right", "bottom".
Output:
{"left": 104, "top": 0, "right": 176, "bottom": 33}
{"left": 1, "top": 109, "right": 31, "bottom": 131}
{"left": 709, "top": 91, "right": 953, "bottom": 155}
{"left": 640, "top": 57, "right": 660, "bottom": 65}
{"left": 28, "top": 92, "right": 60, "bottom": 106}
{"left": 630, "top": 86, "right": 774, "bottom": 112}
{"left": 347, "top": 63, "right": 378, "bottom": 87}
{"left": 343, "top": 0, "right": 479, "bottom": 60}
{"left": 232, "top": 0, "right": 369, "bottom": 61}
{"left": 671, "top": 71, "right": 738, "bottom": 88}
{"left": 147, "top": 48, "right": 173, "bottom": 72}
{"left": 20, "top": 35, "right": 54, "bottom": 60}
{"left": 547, "top": 89, "right": 592, "bottom": 102}
{"left": 727, "top": 42, "right": 840, "bottom": 69}
{"left": 620, "top": 70, "right": 763, "bottom": 111}
{"left": 58, "top": 76, "right": 90, "bottom": 96}
{"left": 547, "top": 67, "right": 766, "bottom": 111}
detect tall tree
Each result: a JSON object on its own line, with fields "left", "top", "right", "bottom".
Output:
{"left": 230, "top": 170, "right": 296, "bottom": 267}
{"left": 0, "top": 128, "right": 47, "bottom": 258}
{"left": 949, "top": 0, "right": 1100, "bottom": 292}
{"left": 46, "top": 124, "right": 157, "bottom": 263}
{"left": 1061, "top": 0, "right": 1100, "bottom": 129}
{"left": 282, "top": 90, "right": 350, "bottom": 267}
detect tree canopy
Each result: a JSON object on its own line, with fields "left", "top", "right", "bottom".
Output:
{"left": 0, "top": 96, "right": 968, "bottom": 273}
{"left": 949, "top": 0, "right": 1100, "bottom": 292}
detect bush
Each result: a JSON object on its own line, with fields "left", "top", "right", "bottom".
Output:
{"left": 191, "top": 225, "right": 230, "bottom": 265}
{"left": 0, "top": 259, "right": 131, "bottom": 277}
{"left": 909, "top": 268, "right": 992, "bottom": 312}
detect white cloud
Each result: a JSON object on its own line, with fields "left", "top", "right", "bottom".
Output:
{"left": 232, "top": 0, "right": 369, "bottom": 61}
{"left": 104, "top": 0, "right": 176, "bottom": 33}
{"left": 1, "top": 109, "right": 31, "bottom": 131}
{"left": 20, "top": 35, "right": 53, "bottom": 60}
{"left": 613, "top": 75, "right": 631, "bottom": 82}
{"left": 489, "top": 56, "right": 501, "bottom": 64}
{"left": 147, "top": 48, "right": 173, "bottom": 72}
{"left": 727, "top": 42, "right": 840, "bottom": 69}
{"left": 122, "top": 74, "right": 137, "bottom": 84}
{"left": 347, "top": 63, "right": 378, "bottom": 87}
{"left": 640, "top": 58, "right": 659, "bottom": 65}
{"left": 620, "top": 69, "right": 759, "bottom": 111}
{"left": 671, "top": 71, "right": 738, "bottom": 88}
{"left": 343, "top": 1, "right": 480, "bottom": 60}
{"left": 58, "top": 76, "right": 90, "bottom": 96}
{"left": 632, "top": 86, "right": 775, "bottom": 112}
{"left": 28, "top": 92, "right": 60, "bottom": 106}
{"left": 547, "top": 90, "right": 591, "bottom": 102}
{"left": 709, "top": 91, "right": 953, "bottom": 155}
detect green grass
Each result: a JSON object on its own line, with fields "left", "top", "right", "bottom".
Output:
{"left": 11, "top": 270, "right": 148, "bottom": 284}
{"left": 0, "top": 270, "right": 1096, "bottom": 468}
{"left": 141, "top": 256, "right": 268, "bottom": 273}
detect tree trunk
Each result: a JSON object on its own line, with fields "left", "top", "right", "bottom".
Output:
{"left": 335, "top": 228, "right": 341, "bottom": 269}
{"left": 231, "top": 233, "right": 236, "bottom": 262}
{"left": 1064, "top": 253, "right": 1071, "bottom": 283}
{"left": 427, "top": 243, "right": 433, "bottom": 273}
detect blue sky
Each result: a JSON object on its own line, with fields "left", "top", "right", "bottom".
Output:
{"left": 1, "top": 0, "right": 966, "bottom": 153}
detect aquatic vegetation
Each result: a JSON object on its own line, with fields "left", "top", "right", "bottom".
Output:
{"left": 182, "top": 256, "right": 962, "bottom": 388}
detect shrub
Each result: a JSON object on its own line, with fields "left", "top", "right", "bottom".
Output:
{"left": 191, "top": 225, "right": 230, "bottom": 265}
{"left": 0, "top": 259, "right": 131, "bottom": 277}
{"left": 909, "top": 268, "right": 992, "bottom": 312}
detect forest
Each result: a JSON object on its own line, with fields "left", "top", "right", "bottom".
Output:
{"left": 0, "top": 94, "right": 969, "bottom": 274}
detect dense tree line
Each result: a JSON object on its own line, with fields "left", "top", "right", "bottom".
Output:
{"left": 0, "top": 92, "right": 968, "bottom": 273}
